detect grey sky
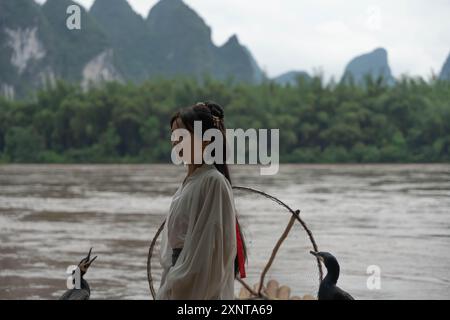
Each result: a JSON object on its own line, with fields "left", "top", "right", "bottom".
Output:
{"left": 35, "top": 0, "right": 450, "bottom": 80}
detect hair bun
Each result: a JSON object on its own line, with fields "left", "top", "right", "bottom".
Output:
{"left": 205, "top": 101, "right": 224, "bottom": 119}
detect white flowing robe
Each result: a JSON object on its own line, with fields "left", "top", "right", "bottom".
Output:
{"left": 156, "top": 164, "right": 237, "bottom": 300}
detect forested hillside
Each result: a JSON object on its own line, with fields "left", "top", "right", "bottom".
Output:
{"left": 1, "top": 75, "right": 449, "bottom": 163}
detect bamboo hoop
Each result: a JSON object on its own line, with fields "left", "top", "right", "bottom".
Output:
{"left": 147, "top": 185, "right": 323, "bottom": 300}
{"left": 232, "top": 186, "right": 323, "bottom": 283}
{"left": 147, "top": 220, "right": 165, "bottom": 299}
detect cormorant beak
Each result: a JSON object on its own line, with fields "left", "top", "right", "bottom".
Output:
{"left": 86, "top": 247, "right": 93, "bottom": 260}
{"left": 87, "top": 255, "right": 98, "bottom": 267}
{"left": 86, "top": 247, "right": 97, "bottom": 266}
{"left": 81, "top": 247, "right": 97, "bottom": 268}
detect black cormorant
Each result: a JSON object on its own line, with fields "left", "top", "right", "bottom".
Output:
{"left": 310, "top": 251, "right": 354, "bottom": 300}
{"left": 60, "top": 248, "right": 97, "bottom": 300}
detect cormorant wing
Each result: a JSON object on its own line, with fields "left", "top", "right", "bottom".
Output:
{"left": 59, "top": 289, "right": 90, "bottom": 300}
{"left": 333, "top": 286, "right": 354, "bottom": 300}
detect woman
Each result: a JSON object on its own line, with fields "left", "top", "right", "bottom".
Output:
{"left": 156, "top": 101, "right": 247, "bottom": 300}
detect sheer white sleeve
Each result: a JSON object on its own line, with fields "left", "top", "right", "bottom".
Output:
{"left": 156, "top": 173, "right": 237, "bottom": 300}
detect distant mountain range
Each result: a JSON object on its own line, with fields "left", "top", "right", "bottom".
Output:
{"left": 341, "top": 47, "right": 395, "bottom": 85}
{"left": 273, "top": 71, "right": 311, "bottom": 86}
{"left": 0, "top": 0, "right": 263, "bottom": 98}
{"left": 440, "top": 52, "right": 450, "bottom": 80}
{"left": 0, "top": 0, "right": 449, "bottom": 99}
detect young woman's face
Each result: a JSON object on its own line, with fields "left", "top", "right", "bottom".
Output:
{"left": 171, "top": 117, "right": 207, "bottom": 164}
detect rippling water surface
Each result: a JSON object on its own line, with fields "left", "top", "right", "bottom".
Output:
{"left": 0, "top": 164, "right": 449, "bottom": 299}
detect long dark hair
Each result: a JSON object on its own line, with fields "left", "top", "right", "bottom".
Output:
{"left": 170, "top": 101, "right": 247, "bottom": 278}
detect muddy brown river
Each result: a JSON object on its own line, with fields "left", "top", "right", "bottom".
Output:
{"left": 0, "top": 164, "right": 449, "bottom": 299}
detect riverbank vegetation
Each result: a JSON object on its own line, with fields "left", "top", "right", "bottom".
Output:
{"left": 0, "top": 75, "right": 449, "bottom": 163}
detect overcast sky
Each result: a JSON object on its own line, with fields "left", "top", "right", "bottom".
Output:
{"left": 35, "top": 0, "right": 450, "bottom": 80}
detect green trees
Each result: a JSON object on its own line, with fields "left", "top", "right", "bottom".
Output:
{"left": 0, "top": 76, "right": 449, "bottom": 163}
{"left": 4, "top": 127, "right": 45, "bottom": 163}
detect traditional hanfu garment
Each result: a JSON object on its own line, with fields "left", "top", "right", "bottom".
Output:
{"left": 156, "top": 164, "right": 238, "bottom": 300}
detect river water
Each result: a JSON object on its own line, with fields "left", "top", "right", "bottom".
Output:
{"left": 0, "top": 164, "right": 449, "bottom": 300}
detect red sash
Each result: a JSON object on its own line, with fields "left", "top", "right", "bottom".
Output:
{"left": 235, "top": 218, "right": 246, "bottom": 278}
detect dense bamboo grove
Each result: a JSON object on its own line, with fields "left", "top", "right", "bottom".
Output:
{"left": 0, "top": 75, "right": 449, "bottom": 163}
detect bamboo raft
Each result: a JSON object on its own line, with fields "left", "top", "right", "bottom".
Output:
{"left": 147, "top": 186, "right": 323, "bottom": 300}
